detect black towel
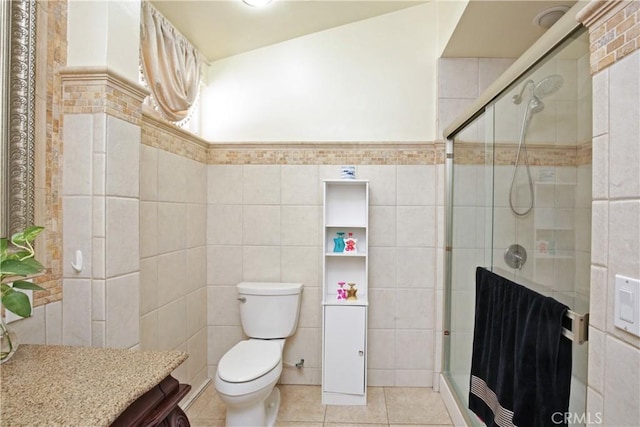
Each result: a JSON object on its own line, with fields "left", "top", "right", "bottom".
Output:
{"left": 469, "top": 267, "right": 572, "bottom": 427}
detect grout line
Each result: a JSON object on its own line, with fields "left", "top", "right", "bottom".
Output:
{"left": 384, "top": 385, "right": 391, "bottom": 426}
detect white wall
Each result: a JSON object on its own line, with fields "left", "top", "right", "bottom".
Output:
{"left": 67, "top": 0, "right": 141, "bottom": 81}
{"left": 200, "top": 3, "right": 439, "bottom": 142}
{"left": 436, "top": 0, "right": 468, "bottom": 57}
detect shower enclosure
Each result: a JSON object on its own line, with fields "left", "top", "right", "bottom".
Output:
{"left": 443, "top": 28, "right": 592, "bottom": 426}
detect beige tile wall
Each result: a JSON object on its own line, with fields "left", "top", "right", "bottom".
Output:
{"left": 139, "top": 134, "right": 209, "bottom": 391}
{"left": 58, "top": 112, "right": 141, "bottom": 349}
{"left": 587, "top": 47, "right": 640, "bottom": 427}
{"left": 207, "top": 162, "right": 445, "bottom": 388}
{"left": 577, "top": 2, "right": 640, "bottom": 426}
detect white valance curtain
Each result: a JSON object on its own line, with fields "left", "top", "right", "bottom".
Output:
{"left": 140, "top": 1, "right": 202, "bottom": 123}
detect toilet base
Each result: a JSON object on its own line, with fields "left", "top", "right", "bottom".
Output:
{"left": 224, "top": 386, "right": 281, "bottom": 427}
{"left": 264, "top": 386, "right": 280, "bottom": 427}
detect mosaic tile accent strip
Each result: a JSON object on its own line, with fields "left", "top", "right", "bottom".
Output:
{"left": 208, "top": 142, "right": 440, "bottom": 165}
{"left": 60, "top": 67, "right": 149, "bottom": 125}
{"left": 141, "top": 109, "right": 209, "bottom": 163}
{"left": 33, "top": 0, "right": 66, "bottom": 307}
{"left": 449, "top": 142, "right": 488, "bottom": 165}
{"left": 579, "top": 0, "right": 640, "bottom": 74}
{"left": 453, "top": 141, "right": 589, "bottom": 166}
{"left": 577, "top": 141, "right": 593, "bottom": 166}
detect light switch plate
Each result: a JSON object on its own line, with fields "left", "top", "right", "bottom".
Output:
{"left": 614, "top": 274, "right": 640, "bottom": 337}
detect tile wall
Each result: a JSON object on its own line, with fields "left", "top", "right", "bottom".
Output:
{"left": 61, "top": 113, "right": 140, "bottom": 348}
{"left": 587, "top": 47, "right": 640, "bottom": 427}
{"left": 139, "top": 117, "right": 209, "bottom": 391}
{"left": 577, "top": 2, "right": 640, "bottom": 425}
{"left": 206, "top": 162, "right": 445, "bottom": 388}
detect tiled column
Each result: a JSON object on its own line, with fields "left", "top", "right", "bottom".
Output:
{"left": 60, "top": 69, "right": 147, "bottom": 348}
{"left": 578, "top": 1, "right": 640, "bottom": 426}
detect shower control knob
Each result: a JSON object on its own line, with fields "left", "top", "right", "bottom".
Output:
{"left": 504, "top": 244, "right": 527, "bottom": 270}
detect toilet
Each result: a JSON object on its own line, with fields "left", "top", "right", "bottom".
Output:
{"left": 214, "top": 282, "right": 304, "bottom": 427}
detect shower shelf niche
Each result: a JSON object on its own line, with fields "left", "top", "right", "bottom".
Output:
{"left": 532, "top": 181, "right": 576, "bottom": 284}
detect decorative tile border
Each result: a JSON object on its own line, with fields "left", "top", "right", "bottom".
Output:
{"left": 578, "top": 0, "right": 640, "bottom": 74}
{"left": 33, "top": 0, "right": 67, "bottom": 307}
{"left": 142, "top": 122, "right": 589, "bottom": 169}
{"left": 577, "top": 141, "right": 593, "bottom": 166}
{"left": 453, "top": 141, "right": 592, "bottom": 166}
{"left": 142, "top": 107, "right": 209, "bottom": 163}
{"left": 208, "top": 142, "right": 441, "bottom": 165}
{"left": 59, "top": 66, "right": 149, "bottom": 125}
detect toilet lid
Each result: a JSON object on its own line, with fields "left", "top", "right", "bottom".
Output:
{"left": 218, "top": 340, "right": 281, "bottom": 383}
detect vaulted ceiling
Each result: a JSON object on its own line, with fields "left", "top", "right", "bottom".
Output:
{"left": 152, "top": 0, "right": 577, "bottom": 63}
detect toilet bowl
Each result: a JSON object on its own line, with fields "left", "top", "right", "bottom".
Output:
{"left": 214, "top": 282, "right": 303, "bottom": 427}
{"left": 214, "top": 339, "right": 284, "bottom": 427}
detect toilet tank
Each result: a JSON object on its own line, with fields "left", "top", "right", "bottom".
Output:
{"left": 237, "top": 282, "right": 304, "bottom": 339}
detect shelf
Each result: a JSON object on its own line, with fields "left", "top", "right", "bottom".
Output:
{"left": 325, "top": 252, "right": 366, "bottom": 257}
{"left": 534, "top": 251, "right": 574, "bottom": 259}
{"left": 322, "top": 300, "right": 369, "bottom": 307}
{"left": 535, "top": 227, "right": 574, "bottom": 231}
{"left": 322, "top": 179, "right": 369, "bottom": 405}
{"left": 535, "top": 182, "right": 576, "bottom": 186}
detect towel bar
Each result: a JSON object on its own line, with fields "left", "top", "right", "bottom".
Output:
{"left": 487, "top": 267, "right": 589, "bottom": 344}
{"left": 562, "top": 310, "right": 589, "bottom": 344}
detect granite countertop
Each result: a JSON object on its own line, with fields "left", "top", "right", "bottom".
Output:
{"left": 0, "top": 344, "right": 188, "bottom": 427}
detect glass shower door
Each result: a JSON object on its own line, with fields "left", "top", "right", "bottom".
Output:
{"left": 445, "top": 108, "right": 493, "bottom": 423}
{"left": 490, "top": 35, "right": 592, "bottom": 423}
{"left": 444, "top": 28, "right": 591, "bottom": 426}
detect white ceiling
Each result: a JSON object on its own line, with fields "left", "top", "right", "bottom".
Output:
{"left": 151, "top": 0, "right": 578, "bottom": 63}
{"left": 442, "top": 0, "right": 577, "bottom": 58}
{"left": 151, "top": 0, "right": 428, "bottom": 62}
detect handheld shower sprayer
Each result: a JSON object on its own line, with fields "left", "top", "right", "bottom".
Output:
{"left": 509, "top": 74, "right": 564, "bottom": 216}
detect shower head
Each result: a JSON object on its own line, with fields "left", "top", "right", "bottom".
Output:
{"left": 512, "top": 74, "right": 564, "bottom": 105}
{"left": 512, "top": 80, "right": 533, "bottom": 105}
{"left": 533, "top": 74, "right": 564, "bottom": 98}
{"left": 528, "top": 96, "right": 545, "bottom": 114}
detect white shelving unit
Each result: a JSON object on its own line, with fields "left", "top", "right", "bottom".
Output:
{"left": 322, "top": 179, "right": 369, "bottom": 406}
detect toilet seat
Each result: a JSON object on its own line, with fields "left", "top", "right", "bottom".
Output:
{"left": 215, "top": 340, "right": 283, "bottom": 398}
{"left": 218, "top": 340, "right": 281, "bottom": 383}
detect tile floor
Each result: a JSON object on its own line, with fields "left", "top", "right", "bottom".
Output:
{"left": 186, "top": 383, "right": 453, "bottom": 427}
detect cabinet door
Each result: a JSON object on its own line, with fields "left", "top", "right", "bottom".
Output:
{"left": 323, "top": 306, "right": 366, "bottom": 395}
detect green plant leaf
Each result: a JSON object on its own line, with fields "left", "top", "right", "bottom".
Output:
{"left": 14, "top": 250, "right": 33, "bottom": 260}
{"left": 11, "top": 226, "right": 43, "bottom": 245}
{"left": 0, "top": 239, "right": 7, "bottom": 255}
{"left": 1, "top": 258, "right": 44, "bottom": 277}
{"left": 11, "top": 280, "right": 45, "bottom": 291}
{"left": 1, "top": 288, "right": 32, "bottom": 318}
{"left": 0, "top": 283, "right": 10, "bottom": 295}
